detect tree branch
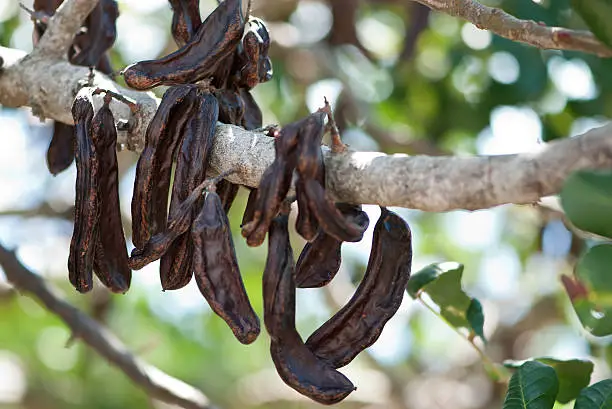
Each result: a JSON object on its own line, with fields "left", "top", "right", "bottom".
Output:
{"left": 2, "top": 45, "right": 612, "bottom": 211}
{"left": 412, "top": 0, "right": 612, "bottom": 57}
{"left": 3, "top": 0, "right": 612, "bottom": 212}
{"left": 0, "top": 244, "right": 217, "bottom": 409}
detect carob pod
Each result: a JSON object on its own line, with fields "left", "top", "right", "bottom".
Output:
{"left": 160, "top": 91, "right": 219, "bottom": 290}
{"left": 230, "top": 17, "right": 273, "bottom": 89}
{"left": 294, "top": 109, "right": 365, "bottom": 243}
{"left": 241, "top": 187, "right": 258, "bottom": 227}
{"left": 216, "top": 179, "right": 240, "bottom": 214}
{"left": 263, "top": 209, "right": 355, "bottom": 404}
{"left": 192, "top": 190, "right": 260, "bottom": 344}
{"left": 214, "top": 88, "right": 245, "bottom": 125}
{"left": 293, "top": 111, "right": 327, "bottom": 241}
{"left": 70, "top": 0, "right": 119, "bottom": 67}
{"left": 240, "top": 88, "right": 263, "bottom": 131}
{"left": 90, "top": 94, "right": 131, "bottom": 293}
{"left": 169, "top": 0, "right": 202, "bottom": 47}
{"left": 122, "top": 0, "right": 245, "bottom": 90}
{"left": 68, "top": 94, "right": 99, "bottom": 293}
{"left": 46, "top": 122, "right": 76, "bottom": 175}
{"left": 305, "top": 207, "right": 412, "bottom": 369}
{"left": 33, "top": 0, "right": 117, "bottom": 176}
{"left": 129, "top": 179, "right": 210, "bottom": 270}
{"left": 131, "top": 84, "right": 199, "bottom": 249}
{"left": 240, "top": 115, "right": 309, "bottom": 247}
{"left": 295, "top": 204, "right": 369, "bottom": 288}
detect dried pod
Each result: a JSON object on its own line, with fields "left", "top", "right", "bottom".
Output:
{"left": 90, "top": 95, "right": 131, "bottom": 293}
{"left": 46, "top": 122, "right": 76, "bottom": 175}
{"left": 169, "top": 0, "right": 202, "bottom": 46}
{"left": 192, "top": 191, "right": 260, "bottom": 344}
{"left": 240, "top": 89, "right": 263, "bottom": 130}
{"left": 295, "top": 204, "right": 369, "bottom": 288}
{"left": 263, "top": 212, "right": 355, "bottom": 404}
{"left": 240, "top": 116, "right": 310, "bottom": 246}
{"left": 230, "top": 17, "right": 273, "bottom": 89}
{"left": 122, "top": 0, "right": 245, "bottom": 90}
{"left": 70, "top": 0, "right": 119, "bottom": 67}
{"left": 33, "top": 0, "right": 116, "bottom": 176}
{"left": 129, "top": 180, "right": 209, "bottom": 270}
{"left": 216, "top": 179, "right": 240, "bottom": 213}
{"left": 131, "top": 84, "right": 199, "bottom": 249}
{"left": 295, "top": 179, "right": 318, "bottom": 241}
{"left": 68, "top": 95, "right": 99, "bottom": 293}
{"left": 241, "top": 188, "right": 258, "bottom": 227}
{"left": 214, "top": 88, "right": 245, "bottom": 125}
{"left": 160, "top": 91, "right": 219, "bottom": 290}
{"left": 305, "top": 207, "right": 412, "bottom": 368}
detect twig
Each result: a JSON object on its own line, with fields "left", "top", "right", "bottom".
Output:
{"left": 0, "top": 245, "right": 218, "bottom": 409}
{"left": 412, "top": 0, "right": 612, "bottom": 57}
{"left": 415, "top": 292, "right": 508, "bottom": 382}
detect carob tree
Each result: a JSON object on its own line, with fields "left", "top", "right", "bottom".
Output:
{"left": 40, "top": 0, "right": 413, "bottom": 404}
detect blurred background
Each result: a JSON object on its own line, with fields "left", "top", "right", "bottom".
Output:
{"left": 0, "top": 0, "right": 611, "bottom": 408}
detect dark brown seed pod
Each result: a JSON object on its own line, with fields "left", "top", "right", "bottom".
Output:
{"left": 131, "top": 84, "right": 199, "bottom": 249}
{"left": 241, "top": 188, "right": 258, "bottom": 227}
{"left": 169, "top": 0, "right": 202, "bottom": 47}
{"left": 89, "top": 95, "right": 131, "bottom": 293}
{"left": 33, "top": 0, "right": 116, "bottom": 176}
{"left": 68, "top": 94, "right": 99, "bottom": 293}
{"left": 216, "top": 179, "right": 240, "bottom": 214}
{"left": 295, "top": 204, "right": 369, "bottom": 288}
{"left": 305, "top": 207, "right": 412, "bottom": 369}
{"left": 160, "top": 91, "right": 219, "bottom": 290}
{"left": 129, "top": 179, "right": 210, "bottom": 270}
{"left": 302, "top": 179, "right": 365, "bottom": 242}
{"left": 192, "top": 190, "right": 260, "bottom": 344}
{"left": 122, "top": 0, "right": 245, "bottom": 90}
{"left": 214, "top": 88, "right": 245, "bottom": 125}
{"left": 70, "top": 0, "right": 119, "bottom": 67}
{"left": 230, "top": 17, "right": 273, "bottom": 89}
{"left": 263, "top": 212, "right": 355, "bottom": 405}
{"left": 46, "top": 122, "right": 76, "bottom": 175}
{"left": 240, "top": 116, "right": 312, "bottom": 246}
{"left": 295, "top": 179, "right": 318, "bottom": 241}
{"left": 240, "top": 89, "right": 263, "bottom": 131}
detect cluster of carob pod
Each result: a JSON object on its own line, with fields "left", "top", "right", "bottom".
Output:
{"left": 35, "top": 0, "right": 413, "bottom": 404}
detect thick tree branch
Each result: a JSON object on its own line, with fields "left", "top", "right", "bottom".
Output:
{"left": 412, "top": 0, "right": 612, "bottom": 57}
{"left": 0, "top": 244, "right": 217, "bottom": 409}
{"left": 2, "top": 46, "right": 612, "bottom": 211}
{"left": 2, "top": 0, "right": 612, "bottom": 212}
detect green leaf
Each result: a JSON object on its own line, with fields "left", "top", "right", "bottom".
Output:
{"left": 576, "top": 245, "right": 612, "bottom": 305}
{"left": 571, "top": 0, "right": 612, "bottom": 48}
{"left": 408, "top": 262, "right": 486, "bottom": 341}
{"left": 504, "top": 358, "right": 594, "bottom": 404}
{"left": 421, "top": 264, "right": 471, "bottom": 328}
{"left": 503, "top": 361, "right": 559, "bottom": 409}
{"left": 560, "top": 170, "right": 612, "bottom": 239}
{"left": 574, "top": 379, "right": 612, "bottom": 409}
{"left": 467, "top": 298, "right": 486, "bottom": 343}
{"left": 563, "top": 245, "right": 612, "bottom": 336}
{"left": 406, "top": 262, "right": 463, "bottom": 298}
{"left": 536, "top": 358, "right": 593, "bottom": 404}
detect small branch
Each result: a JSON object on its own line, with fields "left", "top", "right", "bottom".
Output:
{"left": 413, "top": 0, "right": 612, "bottom": 57}
{"left": 32, "top": 0, "right": 100, "bottom": 59}
{"left": 0, "top": 245, "right": 217, "bottom": 409}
